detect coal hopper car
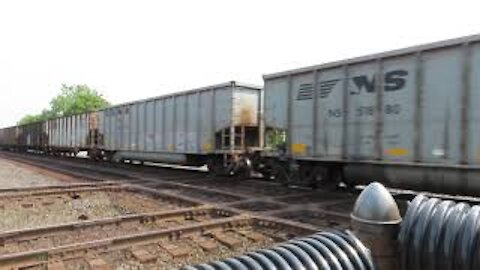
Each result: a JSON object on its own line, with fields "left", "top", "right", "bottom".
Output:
{"left": 0, "top": 81, "right": 263, "bottom": 176}
{"left": 261, "top": 34, "right": 480, "bottom": 195}
{"left": 99, "top": 81, "right": 262, "bottom": 174}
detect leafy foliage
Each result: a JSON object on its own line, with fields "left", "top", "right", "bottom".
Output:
{"left": 266, "top": 129, "right": 287, "bottom": 150}
{"left": 17, "top": 109, "right": 56, "bottom": 125}
{"left": 17, "top": 84, "right": 110, "bottom": 125}
{"left": 17, "top": 115, "right": 44, "bottom": 125}
{"left": 50, "top": 84, "right": 110, "bottom": 117}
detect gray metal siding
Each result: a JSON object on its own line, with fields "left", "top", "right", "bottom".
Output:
{"left": 468, "top": 43, "right": 480, "bottom": 164}
{"left": 72, "top": 115, "right": 77, "bottom": 147}
{"left": 138, "top": 102, "right": 146, "bottom": 151}
{"left": 421, "top": 49, "right": 462, "bottom": 163}
{"left": 346, "top": 62, "right": 377, "bottom": 160}
{"left": 129, "top": 104, "right": 137, "bottom": 151}
{"left": 199, "top": 90, "right": 214, "bottom": 152}
{"left": 381, "top": 56, "right": 416, "bottom": 162}
{"left": 264, "top": 40, "right": 480, "bottom": 166}
{"left": 155, "top": 98, "right": 164, "bottom": 151}
{"left": 186, "top": 93, "right": 199, "bottom": 153}
{"left": 165, "top": 97, "right": 174, "bottom": 152}
{"left": 175, "top": 95, "right": 187, "bottom": 152}
{"left": 65, "top": 116, "right": 71, "bottom": 147}
{"left": 75, "top": 115, "right": 80, "bottom": 148}
{"left": 145, "top": 100, "right": 155, "bottom": 152}
{"left": 264, "top": 78, "right": 288, "bottom": 130}
{"left": 214, "top": 88, "right": 232, "bottom": 132}
{"left": 291, "top": 73, "right": 314, "bottom": 157}
{"left": 80, "top": 113, "right": 87, "bottom": 148}
{"left": 316, "top": 67, "right": 345, "bottom": 158}
{"left": 124, "top": 106, "right": 131, "bottom": 150}
{"left": 53, "top": 119, "right": 59, "bottom": 147}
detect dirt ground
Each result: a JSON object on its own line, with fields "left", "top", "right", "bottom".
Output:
{"left": 0, "top": 190, "right": 181, "bottom": 232}
{"left": 0, "top": 158, "right": 65, "bottom": 189}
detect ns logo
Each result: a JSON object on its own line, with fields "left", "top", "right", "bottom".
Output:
{"left": 350, "top": 69, "right": 408, "bottom": 95}
{"left": 297, "top": 69, "right": 409, "bottom": 100}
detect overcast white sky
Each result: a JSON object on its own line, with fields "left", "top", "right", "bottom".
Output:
{"left": 0, "top": 0, "right": 479, "bottom": 127}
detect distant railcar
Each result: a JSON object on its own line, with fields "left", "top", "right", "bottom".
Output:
{"left": 17, "top": 121, "right": 46, "bottom": 152}
{"left": 45, "top": 111, "right": 99, "bottom": 155}
{"left": 0, "top": 126, "right": 17, "bottom": 150}
{"left": 99, "top": 81, "right": 262, "bottom": 174}
{"left": 261, "top": 34, "right": 480, "bottom": 194}
{"left": 0, "top": 81, "right": 262, "bottom": 175}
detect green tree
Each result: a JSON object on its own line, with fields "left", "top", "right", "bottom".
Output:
{"left": 18, "top": 114, "right": 43, "bottom": 125}
{"left": 50, "top": 84, "right": 110, "bottom": 117}
{"left": 17, "top": 84, "right": 110, "bottom": 125}
{"left": 18, "top": 109, "right": 55, "bottom": 125}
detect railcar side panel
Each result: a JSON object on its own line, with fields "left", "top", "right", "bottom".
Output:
{"left": 421, "top": 48, "right": 462, "bottom": 164}
{"left": 315, "top": 67, "right": 345, "bottom": 158}
{"left": 199, "top": 90, "right": 214, "bottom": 153}
{"left": 263, "top": 35, "right": 480, "bottom": 194}
{"left": 186, "top": 92, "right": 199, "bottom": 153}
{"left": 138, "top": 103, "right": 144, "bottom": 151}
{"left": 175, "top": 94, "right": 187, "bottom": 153}
{"left": 145, "top": 100, "right": 155, "bottom": 152}
{"left": 381, "top": 56, "right": 416, "bottom": 162}
{"left": 291, "top": 73, "right": 314, "bottom": 157}
{"left": 214, "top": 87, "right": 233, "bottom": 133}
{"left": 468, "top": 43, "right": 480, "bottom": 164}
{"left": 165, "top": 97, "right": 175, "bottom": 152}
{"left": 154, "top": 98, "right": 165, "bottom": 152}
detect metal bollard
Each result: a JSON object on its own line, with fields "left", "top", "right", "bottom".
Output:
{"left": 351, "top": 182, "right": 402, "bottom": 270}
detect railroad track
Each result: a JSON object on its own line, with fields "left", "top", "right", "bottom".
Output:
{"left": 0, "top": 215, "right": 317, "bottom": 269}
{"left": 3, "top": 151, "right": 472, "bottom": 269}
{"left": 10, "top": 151, "right": 472, "bottom": 269}
{"left": 0, "top": 205, "right": 233, "bottom": 255}
{"left": 0, "top": 151, "right": 366, "bottom": 269}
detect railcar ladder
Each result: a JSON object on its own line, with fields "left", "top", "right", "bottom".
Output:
{"left": 220, "top": 126, "right": 246, "bottom": 150}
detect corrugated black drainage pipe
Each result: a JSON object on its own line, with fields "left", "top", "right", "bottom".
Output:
{"left": 182, "top": 230, "right": 376, "bottom": 270}
{"left": 398, "top": 193, "right": 480, "bottom": 270}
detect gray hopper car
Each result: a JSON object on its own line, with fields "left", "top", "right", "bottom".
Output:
{"left": 100, "top": 81, "right": 262, "bottom": 173}
{"left": 262, "top": 34, "right": 480, "bottom": 195}
{"left": 0, "top": 81, "right": 263, "bottom": 175}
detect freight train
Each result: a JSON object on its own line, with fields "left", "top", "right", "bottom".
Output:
{"left": 3, "top": 34, "right": 480, "bottom": 195}
{"left": 0, "top": 82, "right": 263, "bottom": 177}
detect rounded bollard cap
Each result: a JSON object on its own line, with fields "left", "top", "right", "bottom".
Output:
{"left": 351, "top": 182, "right": 402, "bottom": 225}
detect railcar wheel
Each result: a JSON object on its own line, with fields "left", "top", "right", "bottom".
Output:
{"left": 301, "top": 165, "right": 342, "bottom": 190}
{"left": 207, "top": 158, "right": 227, "bottom": 177}
{"left": 298, "top": 164, "right": 317, "bottom": 188}
{"left": 233, "top": 157, "right": 253, "bottom": 180}
{"left": 326, "top": 168, "right": 345, "bottom": 190}
{"left": 272, "top": 161, "right": 290, "bottom": 186}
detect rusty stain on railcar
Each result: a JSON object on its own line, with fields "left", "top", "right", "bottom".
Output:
{"left": 239, "top": 106, "right": 256, "bottom": 126}
{"left": 86, "top": 112, "right": 105, "bottom": 147}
